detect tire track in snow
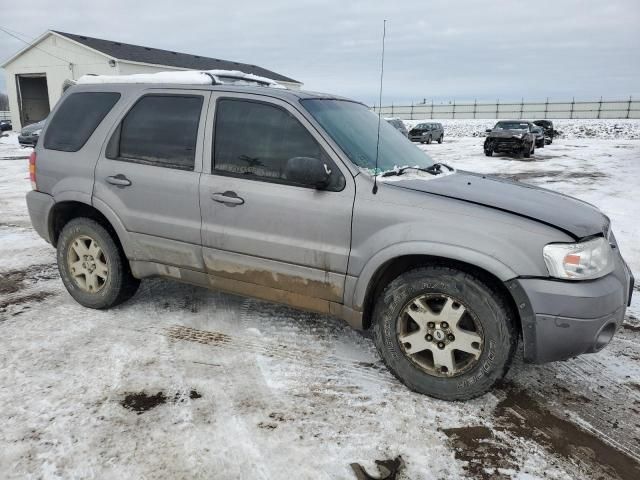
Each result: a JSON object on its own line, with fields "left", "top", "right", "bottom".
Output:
{"left": 160, "top": 324, "right": 398, "bottom": 388}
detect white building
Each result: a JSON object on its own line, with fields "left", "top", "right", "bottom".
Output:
{"left": 1, "top": 30, "right": 302, "bottom": 130}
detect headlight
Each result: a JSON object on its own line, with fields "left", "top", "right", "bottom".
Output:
{"left": 543, "top": 237, "right": 614, "bottom": 280}
{"left": 422, "top": 131, "right": 429, "bottom": 136}
{"left": 33, "top": 129, "right": 42, "bottom": 136}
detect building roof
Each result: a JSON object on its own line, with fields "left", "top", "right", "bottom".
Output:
{"left": 52, "top": 30, "right": 300, "bottom": 84}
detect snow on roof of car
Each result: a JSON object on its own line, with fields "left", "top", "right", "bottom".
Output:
{"left": 76, "top": 69, "right": 286, "bottom": 88}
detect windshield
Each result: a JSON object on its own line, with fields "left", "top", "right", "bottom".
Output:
{"left": 302, "top": 99, "right": 434, "bottom": 174}
{"left": 495, "top": 121, "right": 529, "bottom": 130}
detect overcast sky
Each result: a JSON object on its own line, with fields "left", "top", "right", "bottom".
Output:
{"left": 1, "top": 0, "right": 639, "bottom": 105}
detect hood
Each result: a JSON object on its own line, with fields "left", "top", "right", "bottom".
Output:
{"left": 488, "top": 129, "right": 527, "bottom": 139}
{"left": 21, "top": 120, "right": 45, "bottom": 134}
{"left": 389, "top": 171, "right": 608, "bottom": 239}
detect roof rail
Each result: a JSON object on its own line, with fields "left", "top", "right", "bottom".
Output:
{"left": 76, "top": 69, "right": 286, "bottom": 89}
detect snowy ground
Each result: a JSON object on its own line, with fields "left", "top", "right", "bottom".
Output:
{"left": 1, "top": 129, "right": 640, "bottom": 479}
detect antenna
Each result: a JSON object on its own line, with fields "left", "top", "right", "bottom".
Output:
{"left": 372, "top": 19, "right": 387, "bottom": 195}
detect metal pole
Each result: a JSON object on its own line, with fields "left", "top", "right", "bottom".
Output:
{"left": 597, "top": 96, "right": 602, "bottom": 119}
{"left": 473, "top": 99, "right": 477, "bottom": 119}
{"left": 496, "top": 99, "right": 499, "bottom": 120}
{"left": 570, "top": 97, "right": 575, "bottom": 119}
{"left": 544, "top": 97, "right": 548, "bottom": 118}
{"left": 627, "top": 96, "right": 632, "bottom": 119}
{"left": 430, "top": 99, "right": 434, "bottom": 119}
{"left": 452, "top": 99, "right": 456, "bottom": 119}
{"left": 410, "top": 102, "right": 414, "bottom": 120}
{"left": 520, "top": 97, "right": 524, "bottom": 119}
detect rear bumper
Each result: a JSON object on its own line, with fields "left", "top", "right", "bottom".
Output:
{"left": 26, "top": 190, "right": 54, "bottom": 244}
{"left": 18, "top": 135, "right": 38, "bottom": 146}
{"left": 508, "top": 254, "right": 633, "bottom": 363}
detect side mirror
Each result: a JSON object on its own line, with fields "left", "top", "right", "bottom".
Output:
{"left": 284, "top": 156, "right": 330, "bottom": 189}
{"left": 485, "top": 128, "right": 492, "bottom": 133}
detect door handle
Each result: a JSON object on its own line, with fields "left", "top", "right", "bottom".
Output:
{"left": 106, "top": 174, "right": 132, "bottom": 187}
{"left": 211, "top": 191, "right": 244, "bottom": 206}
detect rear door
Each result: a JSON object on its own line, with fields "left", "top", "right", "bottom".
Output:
{"left": 199, "top": 93, "right": 355, "bottom": 309}
{"left": 93, "top": 89, "right": 209, "bottom": 271}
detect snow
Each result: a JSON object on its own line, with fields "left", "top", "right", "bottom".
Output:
{"left": 1, "top": 124, "right": 639, "bottom": 479}
{"left": 76, "top": 69, "right": 285, "bottom": 88}
{"left": 0, "top": 131, "right": 32, "bottom": 160}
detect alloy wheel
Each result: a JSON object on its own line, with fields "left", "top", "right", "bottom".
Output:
{"left": 67, "top": 235, "right": 109, "bottom": 293}
{"left": 397, "top": 294, "right": 483, "bottom": 377}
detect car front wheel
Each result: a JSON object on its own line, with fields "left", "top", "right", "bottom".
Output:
{"left": 372, "top": 266, "right": 516, "bottom": 400}
{"left": 57, "top": 218, "right": 140, "bottom": 309}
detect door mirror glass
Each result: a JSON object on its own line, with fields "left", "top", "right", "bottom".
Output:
{"left": 284, "top": 156, "right": 330, "bottom": 189}
{"left": 485, "top": 128, "right": 492, "bottom": 133}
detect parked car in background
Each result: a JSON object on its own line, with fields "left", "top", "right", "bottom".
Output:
{"left": 484, "top": 120, "right": 536, "bottom": 158}
{"left": 533, "top": 120, "right": 558, "bottom": 144}
{"left": 26, "top": 77, "right": 633, "bottom": 401}
{"left": 531, "top": 125, "right": 545, "bottom": 148}
{"left": 409, "top": 122, "right": 444, "bottom": 144}
{"left": 0, "top": 119, "right": 12, "bottom": 131}
{"left": 18, "top": 119, "right": 46, "bottom": 146}
{"left": 385, "top": 117, "right": 409, "bottom": 137}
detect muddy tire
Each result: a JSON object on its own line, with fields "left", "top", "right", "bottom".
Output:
{"left": 523, "top": 143, "right": 533, "bottom": 158}
{"left": 426, "top": 136, "right": 432, "bottom": 144}
{"left": 57, "top": 217, "right": 140, "bottom": 309}
{"left": 372, "top": 266, "right": 516, "bottom": 401}
{"left": 438, "top": 135, "right": 443, "bottom": 144}
{"left": 484, "top": 146, "right": 493, "bottom": 157}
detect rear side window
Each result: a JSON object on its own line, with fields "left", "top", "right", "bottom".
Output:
{"left": 213, "top": 98, "right": 344, "bottom": 190}
{"left": 44, "top": 92, "right": 120, "bottom": 152}
{"left": 111, "top": 95, "right": 203, "bottom": 171}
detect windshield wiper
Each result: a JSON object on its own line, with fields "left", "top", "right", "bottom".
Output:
{"left": 381, "top": 163, "right": 454, "bottom": 177}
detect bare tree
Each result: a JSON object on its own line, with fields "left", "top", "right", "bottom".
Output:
{"left": 0, "top": 92, "right": 9, "bottom": 111}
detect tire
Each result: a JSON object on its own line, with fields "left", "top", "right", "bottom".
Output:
{"left": 523, "top": 142, "right": 532, "bottom": 158}
{"left": 426, "top": 136, "right": 432, "bottom": 144}
{"left": 57, "top": 217, "right": 140, "bottom": 309}
{"left": 438, "top": 135, "right": 443, "bottom": 144}
{"left": 372, "top": 266, "right": 516, "bottom": 400}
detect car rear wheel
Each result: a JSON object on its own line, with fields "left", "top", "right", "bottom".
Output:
{"left": 57, "top": 218, "right": 140, "bottom": 309}
{"left": 438, "top": 135, "right": 443, "bottom": 144}
{"left": 372, "top": 266, "right": 517, "bottom": 400}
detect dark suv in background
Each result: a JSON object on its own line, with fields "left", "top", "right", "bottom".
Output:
{"left": 409, "top": 122, "right": 444, "bottom": 144}
{"left": 484, "top": 120, "right": 536, "bottom": 158}
{"left": 533, "top": 120, "right": 558, "bottom": 144}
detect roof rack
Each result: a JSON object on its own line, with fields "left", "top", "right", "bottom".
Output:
{"left": 76, "top": 69, "right": 286, "bottom": 89}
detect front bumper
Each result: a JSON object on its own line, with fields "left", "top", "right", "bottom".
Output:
{"left": 508, "top": 253, "right": 633, "bottom": 363}
{"left": 485, "top": 138, "right": 526, "bottom": 153}
{"left": 26, "top": 190, "right": 55, "bottom": 244}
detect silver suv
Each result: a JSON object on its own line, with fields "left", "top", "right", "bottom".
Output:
{"left": 26, "top": 77, "right": 633, "bottom": 400}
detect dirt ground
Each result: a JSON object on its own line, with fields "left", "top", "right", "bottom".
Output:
{"left": 1, "top": 136, "right": 639, "bottom": 479}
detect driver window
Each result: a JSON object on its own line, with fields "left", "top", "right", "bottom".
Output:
{"left": 213, "top": 98, "right": 345, "bottom": 191}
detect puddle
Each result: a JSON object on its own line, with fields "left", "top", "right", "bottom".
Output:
{"left": 350, "top": 456, "right": 403, "bottom": 480}
{"left": 121, "top": 389, "right": 202, "bottom": 414}
{"left": 0, "top": 291, "right": 53, "bottom": 310}
{"left": 443, "top": 426, "right": 518, "bottom": 479}
{"left": 495, "top": 384, "right": 640, "bottom": 480}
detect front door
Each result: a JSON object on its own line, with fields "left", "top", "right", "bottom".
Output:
{"left": 94, "top": 90, "right": 209, "bottom": 271}
{"left": 199, "top": 93, "right": 355, "bottom": 311}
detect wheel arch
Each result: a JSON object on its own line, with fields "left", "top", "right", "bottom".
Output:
{"left": 355, "top": 248, "right": 521, "bottom": 333}
{"left": 48, "top": 200, "right": 131, "bottom": 260}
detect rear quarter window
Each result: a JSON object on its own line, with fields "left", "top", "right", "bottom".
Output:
{"left": 44, "top": 92, "right": 120, "bottom": 152}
